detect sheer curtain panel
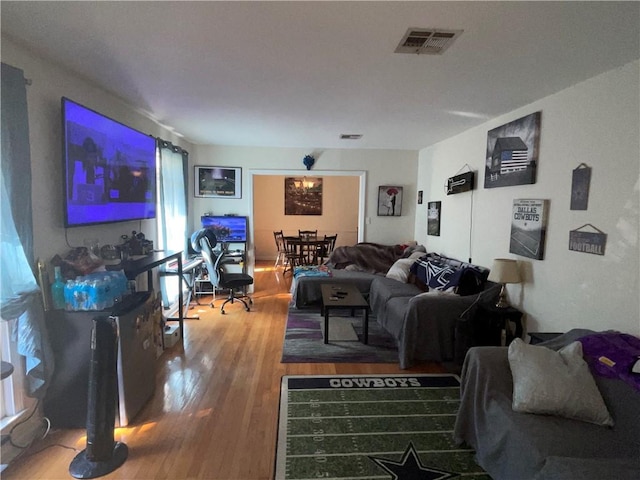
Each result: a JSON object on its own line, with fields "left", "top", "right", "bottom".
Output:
{"left": 1, "top": 62, "right": 53, "bottom": 467}
{"left": 157, "top": 142, "right": 189, "bottom": 307}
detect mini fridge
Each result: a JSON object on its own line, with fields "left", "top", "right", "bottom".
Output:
{"left": 45, "top": 291, "right": 156, "bottom": 428}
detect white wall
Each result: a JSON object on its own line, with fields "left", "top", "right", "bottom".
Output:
{"left": 416, "top": 60, "right": 640, "bottom": 335}
{"left": 190, "top": 145, "right": 419, "bottom": 245}
{"left": 2, "top": 37, "right": 192, "bottom": 264}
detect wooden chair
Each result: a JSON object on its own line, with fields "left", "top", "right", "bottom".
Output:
{"left": 273, "top": 230, "right": 286, "bottom": 268}
{"left": 317, "top": 234, "right": 337, "bottom": 264}
{"left": 282, "top": 236, "right": 304, "bottom": 275}
{"left": 298, "top": 230, "right": 318, "bottom": 265}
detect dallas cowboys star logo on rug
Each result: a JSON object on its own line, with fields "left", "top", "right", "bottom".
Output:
{"left": 369, "top": 442, "right": 456, "bottom": 480}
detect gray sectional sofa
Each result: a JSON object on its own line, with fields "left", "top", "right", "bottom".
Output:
{"left": 453, "top": 330, "right": 640, "bottom": 480}
{"left": 291, "top": 250, "right": 500, "bottom": 368}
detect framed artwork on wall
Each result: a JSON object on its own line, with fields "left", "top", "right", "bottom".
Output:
{"left": 427, "top": 201, "right": 441, "bottom": 236}
{"left": 195, "top": 166, "right": 242, "bottom": 198}
{"left": 377, "top": 186, "right": 403, "bottom": 216}
{"left": 509, "top": 198, "right": 549, "bottom": 260}
{"left": 417, "top": 190, "right": 423, "bottom": 204}
{"left": 285, "top": 177, "right": 323, "bottom": 215}
{"left": 485, "top": 111, "right": 541, "bottom": 189}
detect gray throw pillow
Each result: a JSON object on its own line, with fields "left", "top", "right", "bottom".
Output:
{"left": 508, "top": 338, "right": 613, "bottom": 426}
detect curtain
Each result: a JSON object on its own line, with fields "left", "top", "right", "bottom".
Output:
{"left": 157, "top": 141, "right": 188, "bottom": 305}
{"left": 0, "top": 63, "right": 53, "bottom": 398}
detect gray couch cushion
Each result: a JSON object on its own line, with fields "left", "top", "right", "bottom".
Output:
{"left": 369, "top": 276, "right": 422, "bottom": 323}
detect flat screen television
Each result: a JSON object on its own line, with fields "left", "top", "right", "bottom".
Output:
{"left": 62, "top": 97, "right": 157, "bottom": 227}
{"left": 201, "top": 216, "right": 248, "bottom": 243}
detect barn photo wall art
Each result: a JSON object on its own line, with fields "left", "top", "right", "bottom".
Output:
{"left": 485, "top": 111, "right": 541, "bottom": 189}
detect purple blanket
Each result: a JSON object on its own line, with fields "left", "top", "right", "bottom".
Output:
{"left": 579, "top": 332, "right": 640, "bottom": 392}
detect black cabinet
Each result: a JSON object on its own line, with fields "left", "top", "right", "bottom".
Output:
{"left": 44, "top": 292, "right": 155, "bottom": 428}
{"left": 471, "top": 303, "right": 523, "bottom": 347}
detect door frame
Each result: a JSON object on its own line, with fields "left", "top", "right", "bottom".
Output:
{"left": 248, "top": 168, "right": 366, "bottom": 248}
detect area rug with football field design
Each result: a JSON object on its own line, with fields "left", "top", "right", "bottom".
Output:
{"left": 275, "top": 374, "right": 488, "bottom": 480}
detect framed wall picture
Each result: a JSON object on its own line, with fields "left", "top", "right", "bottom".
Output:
{"left": 285, "top": 177, "right": 323, "bottom": 215}
{"left": 195, "top": 166, "right": 242, "bottom": 198}
{"left": 485, "top": 111, "right": 541, "bottom": 189}
{"left": 377, "top": 186, "right": 403, "bottom": 216}
{"left": 417, "top": 190, "right": 423, "bottom": 204}
{"left": 427, "top": 201, "right": 441, "bottom": 236}
{"left": 509, "top": 198, "right": 549, "bottom": 260}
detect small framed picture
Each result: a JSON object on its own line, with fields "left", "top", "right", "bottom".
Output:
{"left": 427, "top": 201, "right": 441, "bottom": 236}
{"left": 195, "top": 166, "right": 242, "bottom": 199}
{"left": 377, "top": 186, "right": 403, "bottom": 216}
{"left": 417, "top": 190, "right": 423, "bottom": 204}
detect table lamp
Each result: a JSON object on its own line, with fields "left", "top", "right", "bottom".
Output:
{"left": 487, "top": 258, "right": 521, "bottom": 308}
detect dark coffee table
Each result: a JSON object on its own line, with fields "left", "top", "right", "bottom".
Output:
{"left": 320, "top": 283, "right": 369, "bottom": 345}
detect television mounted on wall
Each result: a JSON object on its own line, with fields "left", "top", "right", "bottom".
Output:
{"left": 62, "top": 97, "right": 157, "bottom": 227}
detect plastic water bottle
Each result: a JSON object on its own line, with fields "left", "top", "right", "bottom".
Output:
{"left": 90, "top": 280, "right": 102, "bottom": 310}
{"left": 51, "top": 266, "right": 65, "bottom": 310}
{"left": 64, "top": 279, "right": 75, "bottom": 311}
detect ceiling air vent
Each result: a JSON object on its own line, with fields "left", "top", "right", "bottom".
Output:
{"left": 395, "top": 28, "right": 463, "bottom": 55}
{"left": 340, "top": 134, "right": 363, "bottom": 140}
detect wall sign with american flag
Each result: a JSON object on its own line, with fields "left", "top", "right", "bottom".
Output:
{"left": 485, "top": 112, "right": 541, "bottom": 189}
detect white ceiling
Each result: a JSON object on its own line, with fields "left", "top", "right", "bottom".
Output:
{"left": 2, "top": 1, "right": 639, "bottom": 150}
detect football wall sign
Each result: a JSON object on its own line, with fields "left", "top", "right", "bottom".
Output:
{"left": 569, "top": 224, "right": 607, "bottom": 256}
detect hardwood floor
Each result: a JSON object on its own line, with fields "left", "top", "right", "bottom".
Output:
{"left": 4, "top": 262, "right": 446, "bottom": 479}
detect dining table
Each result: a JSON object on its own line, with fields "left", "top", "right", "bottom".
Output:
{"left": 282, "top": 235, "right": 333, "bottom": 267}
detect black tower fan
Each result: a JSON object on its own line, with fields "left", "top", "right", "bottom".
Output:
{"left": 69, "top": 317, "right": 128, "bottom": 478}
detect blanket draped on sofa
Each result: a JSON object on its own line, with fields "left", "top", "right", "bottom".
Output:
{"left": 326, "top": 242, "right": 406, "bottom": 273}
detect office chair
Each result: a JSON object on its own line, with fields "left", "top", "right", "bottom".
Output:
{"left": 190, "top": 229, "right": 253, "bottom": 314}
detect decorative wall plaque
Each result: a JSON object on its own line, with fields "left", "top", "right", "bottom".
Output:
{"left": 569, "top": 224, "right": 607, "bottom": 256}
{"left": 446, "top": 171, "right": 475, "bottom": 195}
{"left": 570, "top": 163, "right": 591, "bottom": 210}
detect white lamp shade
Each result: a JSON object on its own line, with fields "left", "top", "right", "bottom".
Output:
{"left": 488, "top": 258, "right": 521, "bottom": 284}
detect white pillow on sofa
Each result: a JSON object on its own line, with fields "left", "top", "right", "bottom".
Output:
{"left": 386, "top": 252, "right": 425, "bottom": 283}
{"left": 508, "top": 338, "right": 613, "bottom": 426}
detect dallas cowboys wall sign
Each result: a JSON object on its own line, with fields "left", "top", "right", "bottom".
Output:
{"left": 570, "top": 163, "right": 591, "bottom": 210}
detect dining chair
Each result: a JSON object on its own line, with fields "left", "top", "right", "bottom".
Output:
{"left": 273, "top": 230, "right": 286, "bottom": 268}
{"left": 282, "top": 236, "right": 303, "bottom": 275}
{"left": 317, "top": 234, "right": 337, "bottom": 264}
{"left": 298, "top": 230, "right": 318, "bottom": 265}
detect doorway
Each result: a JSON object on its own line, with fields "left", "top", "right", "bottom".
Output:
{"left": 248, "top": 169, "right": 366, "bottom": 262}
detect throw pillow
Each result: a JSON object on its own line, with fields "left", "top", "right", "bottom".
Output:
{"left": 508, "top": 338, "right": 613, "bottom": 426}
{"left": 386, "top": 252, "right": 424, "bottom": 283}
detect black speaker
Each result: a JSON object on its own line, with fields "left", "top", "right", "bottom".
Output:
{"left": 69, "top": 317, "right": 128, "bottom": 478}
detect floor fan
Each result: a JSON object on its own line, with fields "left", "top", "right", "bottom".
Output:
{"left": 69, "top": 317, "right": 128, "bottom": 478}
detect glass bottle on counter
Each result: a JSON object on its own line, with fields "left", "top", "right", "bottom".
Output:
{"left": 51, "top": 266, "right": 65, "bottom": 310}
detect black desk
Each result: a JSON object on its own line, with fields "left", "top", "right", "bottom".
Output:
{"left": 163, "top": 256, "right": 204, "bottom": 315}
{"left": 120, "top": 250, "right": 185, "bottom": 343}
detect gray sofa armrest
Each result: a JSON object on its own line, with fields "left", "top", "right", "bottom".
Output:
{"left": 533, "top": 456, "right": 640, "bottom": 480}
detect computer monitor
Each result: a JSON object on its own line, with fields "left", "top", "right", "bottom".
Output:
{"left": 200, "top": 216, "right": 247, "bottom": 243}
